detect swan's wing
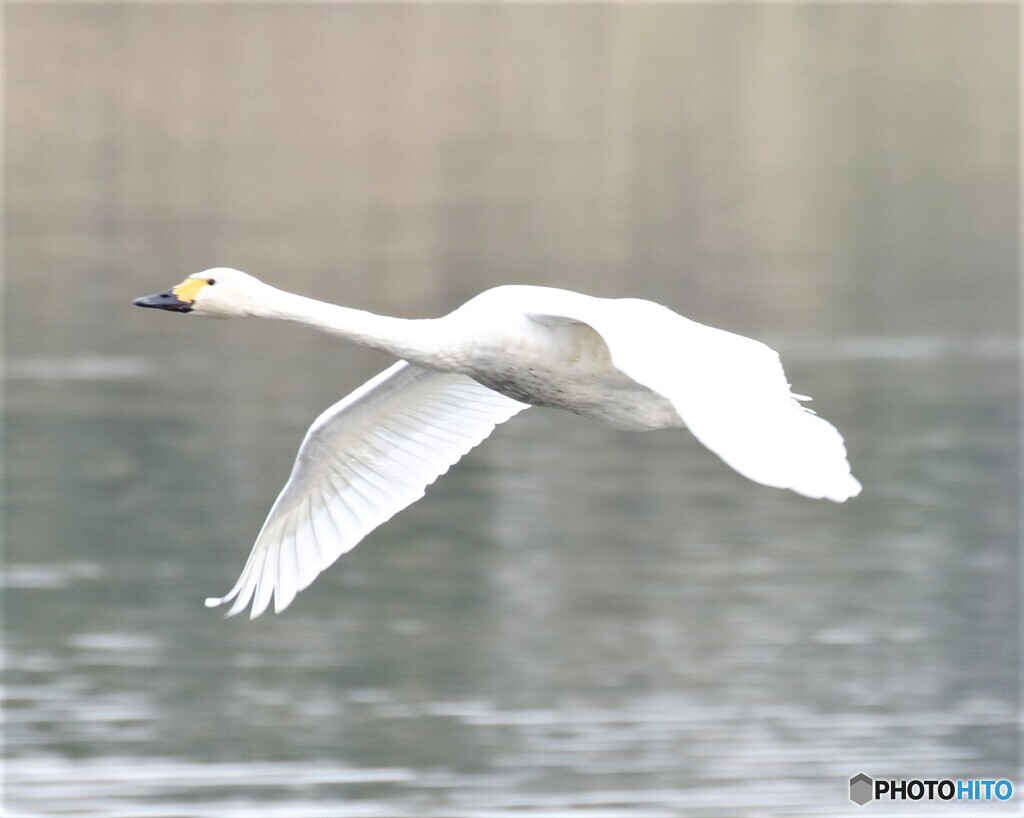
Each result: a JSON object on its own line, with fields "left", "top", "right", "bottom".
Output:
{"left": 205, "top": 361, "right": 529, "bottom": 618}
{"left": 528, "top": 298, "right": 861, "bottom": 502}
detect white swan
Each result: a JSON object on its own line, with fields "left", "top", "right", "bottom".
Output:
{"left": 134, "top": 268, "right": 862, "bottom": 618}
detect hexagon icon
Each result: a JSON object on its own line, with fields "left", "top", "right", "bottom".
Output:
{"left": 849, "top": 773, "right": 874, "bottom": 805}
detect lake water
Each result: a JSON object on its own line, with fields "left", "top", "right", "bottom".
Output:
{"left": 4, "top": 5, "right": 1019, "bottom": 816}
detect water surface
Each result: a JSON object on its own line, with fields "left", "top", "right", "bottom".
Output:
{"left": 5, "top": 5, "right": 1018, "bottom": 816}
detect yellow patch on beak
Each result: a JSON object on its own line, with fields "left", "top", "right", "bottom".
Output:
{"left": 171, "top": 277, "right": 209, "bottom": 304}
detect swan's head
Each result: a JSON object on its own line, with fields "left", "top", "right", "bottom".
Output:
{"left": 133, "top": 268, "right": 274, "bottom": 318}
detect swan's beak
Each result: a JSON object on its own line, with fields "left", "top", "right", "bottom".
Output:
{"left": 133, "top": 289, "right": 193, "bottom": 313}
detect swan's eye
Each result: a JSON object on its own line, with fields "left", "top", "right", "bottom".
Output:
{"left": 207, "top": 278, "right": 217, "bottom": 286}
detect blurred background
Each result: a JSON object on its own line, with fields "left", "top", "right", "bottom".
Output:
{"left": 4, "top": 4, "right": 1018, "bottom": 816}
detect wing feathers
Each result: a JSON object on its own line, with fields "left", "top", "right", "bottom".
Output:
{"left": 294, "top": 502, "right": 321, "bottom": 591}
{"left": 205, "top": 362, "right": 529, "bottom": 618}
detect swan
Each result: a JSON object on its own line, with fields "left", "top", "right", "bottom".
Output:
{"left": 134, "top": 268, "right": 862, "bottom": 618}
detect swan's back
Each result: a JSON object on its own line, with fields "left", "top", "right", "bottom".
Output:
{"left": 449, "top": 286, "right": 685, "bottom": 430}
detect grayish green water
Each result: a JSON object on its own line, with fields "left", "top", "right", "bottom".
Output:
{"left": 4, "top": 5, "right": 1019, "bottom": 816}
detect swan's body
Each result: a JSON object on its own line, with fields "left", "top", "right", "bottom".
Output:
{"left": 135, "top": 268, "right": 861, "bottom": 618}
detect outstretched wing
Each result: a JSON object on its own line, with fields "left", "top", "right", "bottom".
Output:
{"left": 206, "top": 361, "right": 529, "bottom": 618}
{"left": 528, "top": 296, "right": 862, "bottom": 502}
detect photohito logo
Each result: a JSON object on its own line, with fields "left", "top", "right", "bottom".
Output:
{"left": 849, "top": 773, "right": 1013, "bottom": 806}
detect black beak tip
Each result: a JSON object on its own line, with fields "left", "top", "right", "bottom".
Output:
{"left": 133, "top": 290, "right": 192, "bottom": 312}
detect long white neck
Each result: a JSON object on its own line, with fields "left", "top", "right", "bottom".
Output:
{"left": 260, "top": 287, "right": 448, "bottom": 367}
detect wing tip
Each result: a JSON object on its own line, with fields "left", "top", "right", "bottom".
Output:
{"left": 829, "top": 474, "right": 863, "bottom": 503}
{"left": 795, "top": 472, "right": 862, "bottom": 503}
{"left": 204, "top": 590, "right": 298, "bottom": 620}
{"left": 204, "top": 595, "right": 246, "bottom": 619}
